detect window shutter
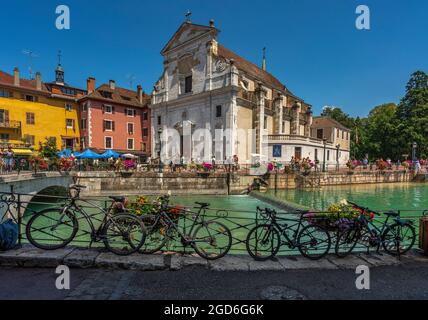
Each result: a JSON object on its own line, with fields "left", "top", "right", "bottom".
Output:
{"left": 124, "top": 108, "right": 128, "bottom": 115}
{"left": 112, "top": 121, "right": 115, "bottom": 131}
{"left": 112, "top": 106, "right": 115, "bottom": 114}
{"left": 103, "top": 120, "right": 106, "bottom": 131}
{"left": 102, "top": 105, "right": 105, "bottom": 114}
{"left": 4, "top": 110, "right": 9, "bottom": 122}
{"left": 133, "top": 109, "right": 137, "bottom": 117}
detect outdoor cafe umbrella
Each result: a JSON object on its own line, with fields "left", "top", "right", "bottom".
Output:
{"left": 100, "top": 149, "right": 120, "bottom": 159}
{"left": 75, "top": 149, "right": 101, "bottom": 159}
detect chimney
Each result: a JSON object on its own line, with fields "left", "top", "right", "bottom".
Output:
{"left": 87, "top": 77, "right": 95, "bottom": 94}
{"left": 13, "top": 68, "right": 20, "bottom": 86}
{"left": 109, "top": 80, "right": 116, "bottom": 90}
{"left": 209, "top": 19, "right": 215, "bottom": 28}
{"left": 137, "top": 85, "right": 143, "bottom": 104}
{"left": 35, "top": 72, "right": 42, "bottom": 90}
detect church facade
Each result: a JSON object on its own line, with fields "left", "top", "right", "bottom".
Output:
{"left": 150, "top": 20, "right": 350, "bottom": 165}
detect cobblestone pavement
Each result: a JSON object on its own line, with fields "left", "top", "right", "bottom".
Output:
{"left": 1, "top": 261, "right": 428, "bottom": 300}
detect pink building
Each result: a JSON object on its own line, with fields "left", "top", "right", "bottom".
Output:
{"left": 79, "top": 78, "right": 151, "bottom": 158}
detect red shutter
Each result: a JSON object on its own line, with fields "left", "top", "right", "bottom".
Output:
{"left": 103, "top": 120, "right": 106, "bottom": 131}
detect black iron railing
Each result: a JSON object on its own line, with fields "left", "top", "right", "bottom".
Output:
{"left": 0, "top": 189, "right": 426, "bottom": 257}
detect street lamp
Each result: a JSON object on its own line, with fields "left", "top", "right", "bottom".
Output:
{"left": 336, "top": 144, "right": 341, "bottom": 171}
{"left": 412, "top": 142, "right": 418, "bottom": 170}
{"left": 323, "top": 138, "right": 327, "bottom": 173}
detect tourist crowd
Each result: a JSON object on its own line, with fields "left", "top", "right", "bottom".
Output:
{"left": 1, "top": 149, "right": 427, "bottom": 175}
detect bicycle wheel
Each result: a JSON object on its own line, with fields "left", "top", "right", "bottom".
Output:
{"left": 103, "top": 213, "right": 146, "bottom": 256}
{"left": 297, "top": 225, "right": 331, "bottom": 260}
{"left": 246, "top": 224, "right": 281, "bottom": 261}
{"left": 139, "top": 223, "right": 169, "bottom": 254}
{"left": 26, "top": 208, "right": 78, "bottom": 250}
{"left": 382, "top": 223, "right": 416, "bottom": 256}
{"left": 192, "top": 221, "right": 232, "bottom": 260}
{"left": 335, "top": 228, "right": 360, "bottom": 258}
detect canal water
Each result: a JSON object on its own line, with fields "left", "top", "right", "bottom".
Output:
{"left": 267, "top": 183, "right": 428, "bottom": 213}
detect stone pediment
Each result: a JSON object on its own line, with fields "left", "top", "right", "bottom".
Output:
{"left": 161, "top": 22, "right": 218, "bottom": 54}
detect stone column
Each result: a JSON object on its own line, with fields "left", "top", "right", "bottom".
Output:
{"left": 206, "top": 41, "right": 213, "bottom": 91}
{"left": 273, "top": 93, "right": 283, "bottom": 134}
{"left": 291, "top": 101, "right": 301, "bottom": 135}
{"left": 305, "top": 108, "right": 313, "bottom": 137}
{"left": 255, "top": 83, "right": 267, "bottom": 154}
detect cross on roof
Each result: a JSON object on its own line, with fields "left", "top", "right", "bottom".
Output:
{"left": 58, "top": 50, "right": 62, "bottom": 65}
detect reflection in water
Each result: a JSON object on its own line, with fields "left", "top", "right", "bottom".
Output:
{"left": 267, "top": 183, "right": 428, "bottom": 211}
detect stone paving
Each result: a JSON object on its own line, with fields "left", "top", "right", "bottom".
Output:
{"left": 0, "top": 245, "right": 427, "bottom": 272}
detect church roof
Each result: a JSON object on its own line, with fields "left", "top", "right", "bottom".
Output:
{"left": 217, "top": 45, "right": 286, "bottom": 93}
{"left": 161, "top": 21, "right": 218, "bottom": 54}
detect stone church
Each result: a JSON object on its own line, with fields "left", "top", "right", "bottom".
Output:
{"left": 150, "top": 19, "right": 350, "bottom": 166}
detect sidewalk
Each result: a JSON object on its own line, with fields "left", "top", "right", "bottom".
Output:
{"left": 1, "top": 245, "right": 427, "bottom": 272}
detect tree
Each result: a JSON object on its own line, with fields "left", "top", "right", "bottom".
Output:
{"left": 396, "top": 71, "right": 428, "bottom": 158}
{"left": 364, "top": 103, "right": 399, "bottom": 159}
{"left": 39, "top": 137, "right": 59, "bottom": 159}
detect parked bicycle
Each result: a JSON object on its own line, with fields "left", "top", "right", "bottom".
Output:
{"left": 246, "top": 207, "right": 332, "bottom": 261}
{"left": 335, "top": 201, "right": 416, "bottom": 257}
{"left": 26, "top": 185, "right": 146, "bottom": 256}
{"left": 139, "top": 195, "right": 232, "bottom": 260}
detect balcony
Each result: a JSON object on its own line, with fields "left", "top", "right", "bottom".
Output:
{"left": 268, "top": 134, "right": 334, "bottom": 146}
{"left": 237, "top": 90, "right": 257, "bottom": 104}
{"left": 0, "top": 120, "right": 21, "bottom": 130}
{"left": 0, "top": 142, "right": 32, "bottom": 148}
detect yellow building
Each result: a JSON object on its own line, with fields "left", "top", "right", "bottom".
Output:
{"left": 0, "top": 66, "right": 85, "bottom": 155}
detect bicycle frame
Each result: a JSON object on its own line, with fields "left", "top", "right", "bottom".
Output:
{"left": 261, "top": 209, "right": 309, "bottom": 249}
{"left": 150, "top": 204, "right": 208, "bottom": 246}
{"left": 54, "top": 196, "right": 119, "bottom": 241}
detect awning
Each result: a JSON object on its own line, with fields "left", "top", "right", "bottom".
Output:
{"left": 12, "top": 149, "right": 33, "bottom": 156}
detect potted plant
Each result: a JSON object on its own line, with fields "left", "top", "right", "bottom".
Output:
{"left": 304, "top": 201, "right": 361, "bottom": 231}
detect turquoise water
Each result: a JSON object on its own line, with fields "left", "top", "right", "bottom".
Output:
{"left": 266, "top": 183, "right": 428, "bottom": 213}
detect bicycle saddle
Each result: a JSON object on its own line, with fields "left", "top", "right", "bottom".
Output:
{"left": 109, "top": 196, "right": 126, "bottom": 203}
{"left": 383, "top": 211, "right": 399, "bottom": 217}
{"left": 195, "top": 202, "right": 210, "bottom": 208}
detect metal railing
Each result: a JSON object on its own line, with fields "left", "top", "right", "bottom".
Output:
{"left": 0, "top": 120, "right": 21, "bottom": 129}
{"left": 0, "top": 189, "right": 426, "bottom": 257}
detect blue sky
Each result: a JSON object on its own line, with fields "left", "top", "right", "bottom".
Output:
{"left": 1, "top": 0, "right": 427, "bottom": 117}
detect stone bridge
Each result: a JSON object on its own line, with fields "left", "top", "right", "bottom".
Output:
{"left": 0, "top": 172, "right": 73, "bottom": 221}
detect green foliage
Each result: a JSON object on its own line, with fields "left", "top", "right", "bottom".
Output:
{"left": 38, "top": 137, "right": 59, "bottom": 159}
{"left": 324, "top": 71, "right": 428, "bottom": 160}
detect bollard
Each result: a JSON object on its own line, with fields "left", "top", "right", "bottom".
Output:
{"left": 419, "top": 216, "right": 428, "bottom": 256}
